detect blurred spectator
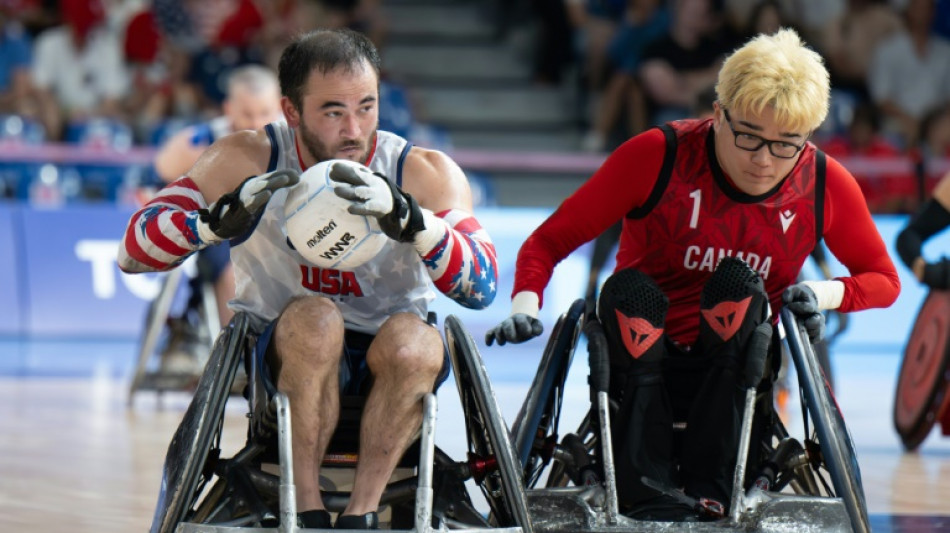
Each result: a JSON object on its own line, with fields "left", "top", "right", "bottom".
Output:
{"left": 123, "top": 7, "right": 199, "bottom": 143}
{"left": 530, "top": 0, "right": 575, "bottom": 85}
{"left": 868, "top": 0, "right": 950, "bottom": 147}
{"left": 31, "top": 0, "right": 129, "bottom": 140}
{"left": 638, "top": 0, "right": 731, "bottom": 125}
{"left": 822, "top": 0, "right": 902, "bottom": 102}
{"left": 319, "top": 0, "right": 386, "bottom": 50}
{"left": 822, "top": 102, "right": 911, "bottom": 212}
{"left": 153, "top": 64, "right": 281, "bottom": 181}
{"left": 920, "top": 104, "right": 950, "bottom": 158}
{"left": 723, "top": 0, "right": 843, "bottom": 45}
{"left": 581, "top": 0, "right": 669, "bottom": 151}
{"left": 152, "top": 64, "right": 281, "bottom": 330}
{"left": 566, "top": 0, "right": 626, "bottom": 106}
{"left": 0, "top": 6, "right": 40, "bottom": 120}
{"left": 742, "top": 0, "right": 788, "bottom": 38}
{"left": 255, "top": 0, "right": 329, "bottom": 70}
{"left": 186, "top": 0, "right": 266, "bottom": 110}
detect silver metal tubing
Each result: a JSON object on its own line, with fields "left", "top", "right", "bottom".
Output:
{"left": 415, "top": 393, "right": 437, "bottom": 533}
{"left": 596, "top": 390, "right": 619, "bottom": 525}
{"left": 273, "top": 393, "right": 298, "bottom": 533}
{"left": 730, "top": 388, "right": 757, "bottom": 523}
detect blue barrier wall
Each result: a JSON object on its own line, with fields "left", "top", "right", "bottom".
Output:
{"left": 0, "top": 204, "right": 947, "bottom": 357}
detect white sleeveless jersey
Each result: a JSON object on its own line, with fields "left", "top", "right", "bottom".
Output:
{"left": 229, "top": 123, "right": 434, "bottom": 334}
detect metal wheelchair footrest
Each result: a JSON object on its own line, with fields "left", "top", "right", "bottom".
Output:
{"left": 524, "top": 486, "right": 852, "bottom": 533}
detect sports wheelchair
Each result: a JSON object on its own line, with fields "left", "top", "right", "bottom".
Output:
{"left": 147, "top": 309, "right": 530, "bottom": 533}
{"left": 129, "top": 258, "right": 221, "bottom": 401}
{"left": 474, "top": 299, "right": 871, "bottom": 533}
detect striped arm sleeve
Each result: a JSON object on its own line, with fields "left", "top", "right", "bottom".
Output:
{"left": 415, "top": 209, "right": 498, "bottom": 309}
{"left": 117, "top": 177, "right": 212, "bottom": 273}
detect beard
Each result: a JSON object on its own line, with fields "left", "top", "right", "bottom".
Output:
{"left": 297, "top": 120, "right": 375, "bottom": 165}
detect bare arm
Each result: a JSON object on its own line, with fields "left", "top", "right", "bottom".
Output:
{"left": 117, "top": 130, "right": 273, "bottom": 273}
{"left": 153, "top": 127, "right": 211, "bottom": 183}
{"left": 399, "top": 147, "right": 497, "bottom": 309}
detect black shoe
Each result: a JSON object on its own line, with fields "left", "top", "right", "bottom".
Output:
{"left": 298, "top": 509, "right": 332, "bottom": 529}
{"left": 335, "top": 511, "right": 379, "bottom": 529}
{"left": 625, "top": 495, "right": 700, "bottom": 522}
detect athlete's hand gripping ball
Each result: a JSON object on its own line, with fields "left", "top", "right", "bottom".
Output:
{"left": 782, "top": 283, "right": 825, "bottom": 344}
{"left": 329, "top": 161, "right": 424, "bottom": 242}
{"left": 198, "top": 169, "right": 299, "bottom": 242}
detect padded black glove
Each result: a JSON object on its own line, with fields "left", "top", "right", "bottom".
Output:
{"left": 485, "top": 314, "right": 544, "bottom": 346}
{"left": 329, "top": 161, "right": 425, "bottom": 242}
{"left": 198, "top": 169, "right": 299, "bottom": 242}
{"left": 782, "top": 283, "right": 825, "bottom": 344}
{"left": 922, "top": 257, "right": 950, "bottom": 290}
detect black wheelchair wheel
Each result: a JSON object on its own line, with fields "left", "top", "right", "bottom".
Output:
{"left": 444, "top": 315, "right": 532, "bottom": 533}
{"left": 511, "top": 298, "right": 585, "bottom": 488}
{"left": 781, "top": 308, "right": 870, "bottom": 533}
{"left": 893, "top": 291, "right": 950, "bottom": 451}
{"left": 150, "top": 313, "right": 250, "bottom": 533}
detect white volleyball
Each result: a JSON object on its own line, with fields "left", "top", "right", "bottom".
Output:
{"left": 283, "top": 159, "right": 387, "bottom": 270}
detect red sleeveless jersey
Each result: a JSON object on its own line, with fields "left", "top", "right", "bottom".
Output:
{"left": 617, "top": 119, "right": 822, "bottom": 345}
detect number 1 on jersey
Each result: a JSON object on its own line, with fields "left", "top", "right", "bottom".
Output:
{"left": 689, "top": 189, "right": 701, "bottom": 229}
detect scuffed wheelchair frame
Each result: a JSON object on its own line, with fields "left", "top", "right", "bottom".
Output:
{"left": 151, "top": 301, "right": 870, "bottom": 533}
{"left": 495, "top": 301, "right": 869, "bottom": 533}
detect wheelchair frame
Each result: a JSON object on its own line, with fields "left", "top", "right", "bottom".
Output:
{"left": 147, "top": 298, "right": 870, "bottom": 533}
{"left": 129, "top": 262, "right": 221, "bottom": 401}
{"left": 148, "top": 311, "right": 525, "bottom": 533}
{"left": 490, "top": 299, "right": 870, "bottom": 533}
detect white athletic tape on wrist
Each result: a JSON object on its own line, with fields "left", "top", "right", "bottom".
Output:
{"left": 800, "top": 280, "right": 845, "bottom": 310}
{"left": 511, "top": 291, "right": 540, "bottom": 318}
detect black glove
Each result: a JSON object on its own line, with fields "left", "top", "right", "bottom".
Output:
{"left": 782, "top": 283, "right": 825, "bottom": 344}
{"left": 743, "top": 322, "right": 773, "bottom": 388}
{"left": 329, "top": 161, "right": 425, "bottom": 242}
{"left": 485, "top": 314, "right": 544, "bottom": 346}
{"left": 922, "top": 257, "right": 950, "bottom": 290}
{"left": 198, "top": 169, "right": 299, "bottom": 241}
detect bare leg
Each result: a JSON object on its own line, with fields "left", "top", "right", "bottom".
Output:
{"left": 344, "top": 313, "right": 444, "bottom": 515}
{"left": 592, "top": 73, "right": 633, "bottom": 144}
{"left": 272, "top": 296, "right": 345, "bottom": 512}
{"left": 625, "top": 79, "right": 648, "bottom": 136}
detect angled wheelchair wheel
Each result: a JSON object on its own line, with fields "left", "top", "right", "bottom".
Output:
{"left": 150, "top": 312, "right": 250, "bottom": 533}
{"left": 444, "top": 315, "right": 532, "bottom": 533}
{"left": 781, "top": 307, "right": 870, "bottom": 533}
{"left": 893, "top": 290, "right": 950, "bottom": 451}
{"left": 511, "top": 298, "right": 585, "bottom": 488}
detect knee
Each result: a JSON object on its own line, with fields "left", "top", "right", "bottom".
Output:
{"left": 274, "top": 296, "right": 344, "bottom": 365}
{"left": 598, "top": 269, "right": 668, "bottom": 369}
{"left": 368, "top": 314, "right": 443, "bottom": 379}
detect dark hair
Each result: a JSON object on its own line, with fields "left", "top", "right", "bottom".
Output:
{"left": 278, "top": 28, "right": 381, "bottom": 110}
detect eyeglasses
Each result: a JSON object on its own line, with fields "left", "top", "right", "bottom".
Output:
{"left": 722, "top": 109, "right": 806, "bottom": 159}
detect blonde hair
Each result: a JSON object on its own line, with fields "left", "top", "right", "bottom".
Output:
{"left": 715, "top": 28, "right": 829, "bottom": 133}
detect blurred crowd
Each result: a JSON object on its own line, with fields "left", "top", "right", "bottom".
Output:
{"left": 0, "top": 0, "right": 385, "bottom": 144}
{"left": 0, "top": 0, "right": 948, "bottom": 213}
{"left": 530, "top": 0, "right": 950, "bottom": 212}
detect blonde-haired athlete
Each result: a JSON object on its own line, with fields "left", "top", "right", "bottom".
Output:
{"left": 488, "top": 28, "right": 898, "bottom": 522}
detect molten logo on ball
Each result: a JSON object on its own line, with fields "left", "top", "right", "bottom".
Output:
{"left": 283, "top": 159, "right": 388, "bottom": 270}
{"left": 307, "top": 220, "right": 339, "bottom": 248}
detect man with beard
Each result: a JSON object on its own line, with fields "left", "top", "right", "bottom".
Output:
{"left": 117, "top": 29, "right": 498, "bottom": 530}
